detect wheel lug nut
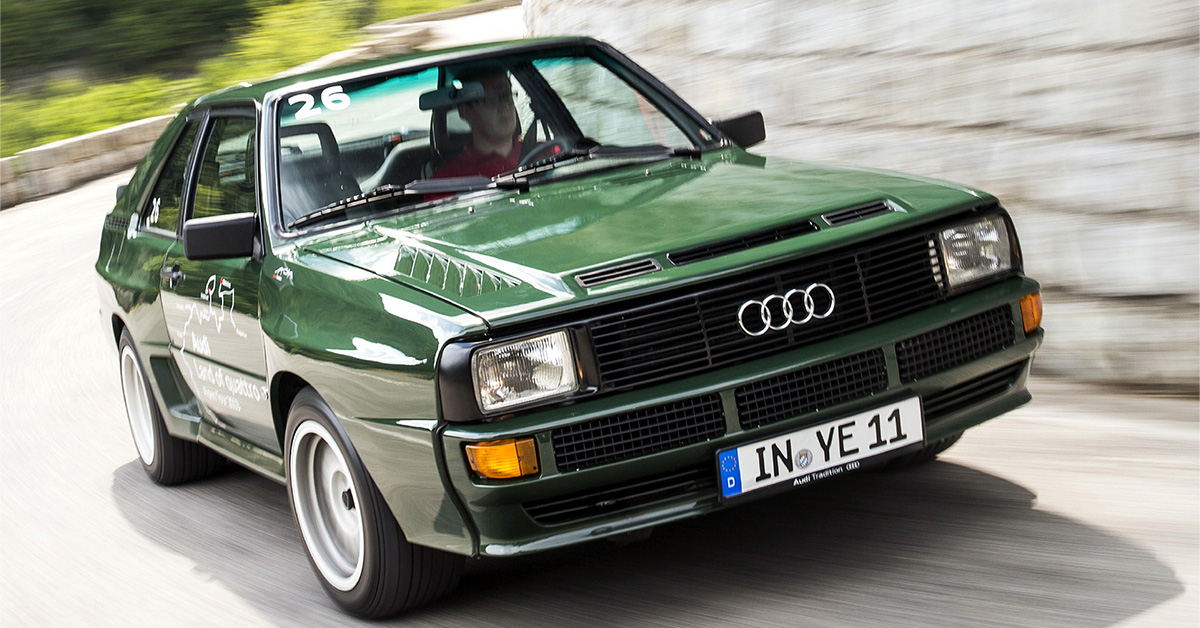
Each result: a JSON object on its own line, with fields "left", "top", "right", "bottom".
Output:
{"left": 341, "top": 489, "right": 355, "bottom": 510}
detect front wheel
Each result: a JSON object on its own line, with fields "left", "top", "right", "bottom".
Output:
{"left": 118, "top": 329, "right": 223, "bottom": 485}
{"left": 284, "top": 388, "right": 463, "bottom": 618}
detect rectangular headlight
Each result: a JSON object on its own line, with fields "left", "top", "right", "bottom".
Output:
{"left": 939, "top": 215, "right": 1013, "bottom": 288}
{"left": 472, "top": 330, "right": 579, "bottom": 413}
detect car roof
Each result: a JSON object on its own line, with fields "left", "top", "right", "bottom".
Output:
{"left": 190, "top": 36, "right": 603, "bottom": 109}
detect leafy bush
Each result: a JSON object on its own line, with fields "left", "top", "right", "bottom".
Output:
{"left": 0, "top": 0, "right": 474, "bottom": 157}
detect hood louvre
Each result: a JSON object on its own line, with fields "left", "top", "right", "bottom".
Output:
{"left": 667, "top": 219, "right": 820, "bottom": 266}
{"left": 396, "top": 244, "right": 520, "bottom": 297}
{"left": 822, "top": 200, "right": 898, "bottom": 226}
{"left": 575, "top": 259, "right": 662, "bottom": 288}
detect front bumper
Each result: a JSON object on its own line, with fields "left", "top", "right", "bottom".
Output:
{"left": 440, "top": 277, "right": 1042, "bottom": 557}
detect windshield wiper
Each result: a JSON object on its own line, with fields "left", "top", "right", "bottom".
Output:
{"left": 287, "top": 177, "right": 526, "bottom": 230}
{"left": 503, "top": 144, "right": 702, "bottom": 183}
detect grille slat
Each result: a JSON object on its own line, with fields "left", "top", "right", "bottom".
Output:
{"left": 735, "top": 350, "right": 888, "bottom": 428}
{"left": 524, "top": 464, "right": 715, "bottom": 525}
{"left": 552, "top": 395, "right": 725, "bottom": 472}
{"left": 589, "top": 232, "right": 945, "bottom": 392}
{"left": 924, "top": 360, "right": 1026, "bottom": 421}
{"left": 896, "top": 306, "right": 1016, "bottom": 382}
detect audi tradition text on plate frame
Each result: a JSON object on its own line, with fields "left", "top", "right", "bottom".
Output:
{"left": 95, "top": 37, "right": 1044, "bottom": 618}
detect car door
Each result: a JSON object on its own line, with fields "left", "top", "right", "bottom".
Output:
{"left": 160, "top": 108, "right": 275, "bottom": 450}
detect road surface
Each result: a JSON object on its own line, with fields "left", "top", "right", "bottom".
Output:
{"left": 1, "top": 171, "right": 1196, "bottom": 627}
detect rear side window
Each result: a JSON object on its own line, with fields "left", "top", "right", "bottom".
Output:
{"left": 143, "top": 123, "right": 196, "bottom": 233}
{"left": 193, "top": 117, "right": 257, "bottom": 220}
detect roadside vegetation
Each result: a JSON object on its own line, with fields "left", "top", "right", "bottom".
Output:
{"left": 0, "top": 0, "right": 473, "bottom": 157}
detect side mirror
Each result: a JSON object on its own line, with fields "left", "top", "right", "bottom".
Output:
{"left": 712, "top": 111, "right": 766, "bottom": 149}
{"left": 116, "top": 184, "right": 127, "bottom": 202}
{"left": 183, "top": 212, "right": 258, "bottom": 260}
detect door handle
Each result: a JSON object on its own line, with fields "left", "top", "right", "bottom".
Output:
{"left": 160, "top": 265, "right": 183, "bottom": 288}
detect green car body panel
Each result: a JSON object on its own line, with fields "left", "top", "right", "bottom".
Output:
{"left": 96, "top": 37, "right": 1042, "bottom": 566}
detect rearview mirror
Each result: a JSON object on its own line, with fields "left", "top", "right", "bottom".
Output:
{"left": 712, "top": 111, "right": 766, "bottom": 149}
{"left": 418, "top": 81, "right": 486, "bottom": 111}
{"left": 183, "top": 212, "right": 258, "bottom": 260}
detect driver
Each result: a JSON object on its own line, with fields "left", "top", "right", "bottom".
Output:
{"left": 432, "top": 68, "right": 520, "bottom": 180}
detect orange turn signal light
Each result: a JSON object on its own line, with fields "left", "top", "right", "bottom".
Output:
{"left": 1020, "top": 292, "right": 1043, "bottom": 334}
{"left": 465, "top": 438, "right": 539, "bottom": 479}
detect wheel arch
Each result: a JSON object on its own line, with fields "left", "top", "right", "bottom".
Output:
{"left": 271, "top": 371, "right": 312, "bottom": 452}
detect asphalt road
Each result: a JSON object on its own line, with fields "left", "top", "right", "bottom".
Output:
{"left": 1, "top": 171, "right": 1196, "bottom": 627}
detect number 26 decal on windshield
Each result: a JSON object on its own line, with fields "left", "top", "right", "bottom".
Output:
{"left": 288, "top": 86, "right": 351, "bottom": 120}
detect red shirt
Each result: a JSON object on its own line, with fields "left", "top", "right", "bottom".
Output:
{"left": 426, "top": 143, "right": 520, "bottom": 202}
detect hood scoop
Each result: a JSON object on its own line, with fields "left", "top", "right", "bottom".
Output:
{"left": 396, "top": 244, "right": 521, "bottom": 297}
{"left": 575, "top": 259, "right": 662, "bottom": 288}
{"left": 822, "top": 200, "right": 899, "bottom": 226}
{"left": 667, "top": 219, "right": 820, "bottom": 266}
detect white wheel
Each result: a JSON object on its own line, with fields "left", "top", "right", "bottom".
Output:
{"left": 283, "top": 387, "right": 463, "bottom": 618}
{"left": 116, "top": 328, "right": 224, "bottom": 485}
{"left": 120, "top": 344, "right": 156, "bottom": 466}
{"left": 289, "top": 420, "right": 365, "bottom": 592}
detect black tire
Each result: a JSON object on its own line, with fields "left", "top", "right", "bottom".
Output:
{"left": 284, "top": 387, "right": 463, "bottom": 618}
{"left": 117, "top": 329, "right": 225, "bottom": 485}
{"left": 883, "top": 432, "right": 964, "bottom": 471}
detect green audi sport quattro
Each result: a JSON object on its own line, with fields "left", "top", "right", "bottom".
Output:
{"left": 96, "top": 37, "right": 1043, "bottom": 617}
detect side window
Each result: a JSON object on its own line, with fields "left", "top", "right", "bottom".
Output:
{"left": 142, "top": 122, "right": 196, "bottom": 233}
{"left": 193, "top": 117, "right": 257, "bottom": 220}
{"left": 534, "top": 57, "right": 690, "bottom": 148}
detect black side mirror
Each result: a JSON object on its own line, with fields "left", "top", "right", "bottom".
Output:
{"left": 712, "top": 111, "right": 766, "bottom": 149}
{"left": 115, "top": 184, "right": 127, "bottom": 202}
{"left": 183, "top": 212, "right": 257, "bottom": 260}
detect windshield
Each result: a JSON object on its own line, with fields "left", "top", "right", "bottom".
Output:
{"left": 276, "top": 48, "right": 716, "bottom": 228}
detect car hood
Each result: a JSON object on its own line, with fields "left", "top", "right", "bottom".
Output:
{"left": 303, "top": 151, "right": 989, "bottom": 329}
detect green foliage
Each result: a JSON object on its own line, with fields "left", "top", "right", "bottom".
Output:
{"left": 0, "top": 0, "right": 475, "bottom": 157}
{"left": 373, "top": 0, "right": 474, "bottom": 20}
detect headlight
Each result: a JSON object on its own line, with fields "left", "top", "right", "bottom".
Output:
{"left": 939, "top": 215, "right": 1013, "bottom": 288}
{"left": 472, "top": 330, "right": 579, "bottom": 413}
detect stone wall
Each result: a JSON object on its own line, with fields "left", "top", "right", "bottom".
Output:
{"left": 1, "top": 116, "right": 174, "bottom": 209}
{"left": 525, "top": 0, "right": 1200, "bottom": 391}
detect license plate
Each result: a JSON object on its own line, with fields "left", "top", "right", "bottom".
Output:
{"left": 718, "top": 397, "right": 924, "bottom": 500}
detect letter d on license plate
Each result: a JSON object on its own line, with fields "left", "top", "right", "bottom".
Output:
{"left": 718, "top": 397, "right": 924, "bottom": 500}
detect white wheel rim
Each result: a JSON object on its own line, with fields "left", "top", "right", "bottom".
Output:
{"left": 119, "top": 345, "right": 156, "bottom": 466}
{"left": 289, "top": 420, "right": 365, "bottom": 592}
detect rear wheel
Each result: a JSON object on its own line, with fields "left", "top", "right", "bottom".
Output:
{"left": 284, "top": 388, "right": 463, "bottom": 618}
{"left": 118, "top": 329, "right": 224, "bottom": 485}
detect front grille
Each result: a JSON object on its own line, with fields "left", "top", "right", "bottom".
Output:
{"left": 896, "top": 306, "right": 1016, "bottom": 382}
{"left": 735, "top": 350, "right": 888, "bottom": 429}
{"left": 524, "top": 464, "right": 714, "bottom": 525}
{"left": 552, "top": 394, "right": 725, "bottom": 472}
{"left": 588, "top": 231, "right": 946, "bottom": 392}
{"left": 924, "top": 360, "right": 1027, "bottom": 422}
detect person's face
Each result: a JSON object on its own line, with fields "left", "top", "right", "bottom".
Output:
{"left": 459, "top": 74, "right": 516, "bottom": 144}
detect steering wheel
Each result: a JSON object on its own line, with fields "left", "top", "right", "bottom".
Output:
{"left": 516, "top": 137, "right": 578, "bottom": 171}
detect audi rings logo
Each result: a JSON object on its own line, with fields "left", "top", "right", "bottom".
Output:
{"left": 736, "top": 283, "right": 836, "bottom": 337}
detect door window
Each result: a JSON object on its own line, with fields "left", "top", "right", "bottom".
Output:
{"left": 193, "top": 117, "right": 257, "bottom": 220}
{"left": 142, "top": 122, "right": 196, "bottom": 233}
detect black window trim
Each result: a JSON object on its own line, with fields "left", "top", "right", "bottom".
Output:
{"left": 179, "top": 104, "right": 262, "bottom": 238}
{"left": 136, "top": 119, "right": 202, "bottom": 240}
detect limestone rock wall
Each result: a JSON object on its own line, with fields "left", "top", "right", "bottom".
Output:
{"left": 525, "top": 0, "right": 1199, "bottom": 391}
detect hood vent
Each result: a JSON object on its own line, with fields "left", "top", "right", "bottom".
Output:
{"left": 822, "top": 200, "right": 898, "bottom": 226}
{"left": 667, "top": 219, "right": 820, "bottom": 266}
{"left": 396, "top": 245, "right": 520, "bottom": 297}
{"left": 576, "top": 259, "right": 662, "bottom": 288}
